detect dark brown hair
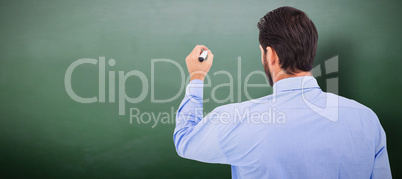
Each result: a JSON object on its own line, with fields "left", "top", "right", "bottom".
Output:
{"left": 257, "top": 6, "right": 318, "bottom": 74}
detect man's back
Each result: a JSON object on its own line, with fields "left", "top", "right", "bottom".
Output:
{"left": 174, "top": 76, "right": 391, "bottom": 178}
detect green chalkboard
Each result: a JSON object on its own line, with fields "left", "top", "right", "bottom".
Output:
{"left": 0, "top": 0, "right": 401, "bottom": 178}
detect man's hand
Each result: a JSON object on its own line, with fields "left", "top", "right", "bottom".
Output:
{"left": 185, "top": 45, "right": 214, "bottom": 81}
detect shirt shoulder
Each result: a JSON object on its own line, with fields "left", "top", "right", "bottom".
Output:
{"left": 335, "top": 93, "right": 375, "bottom": 113}
{"left": 330, "top": 93, "right": 380, "bottom": 127}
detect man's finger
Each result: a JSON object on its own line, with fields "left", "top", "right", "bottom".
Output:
{"left": 191, "top": 45, "right": 208, "bottom": 56}
{"left": 206, "top": 50, "right": 214, "bottom": 64}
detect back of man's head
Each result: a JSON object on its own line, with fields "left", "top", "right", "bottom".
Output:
{"left": 257, "top": 6, "right": 318, "bottom": 74}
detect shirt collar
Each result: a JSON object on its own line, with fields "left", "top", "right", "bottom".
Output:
{"left": 273, "top": 76, "right": 320, "bottom": 93}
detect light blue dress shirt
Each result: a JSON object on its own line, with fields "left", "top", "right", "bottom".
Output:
{"left": 174, "top": 76, "right": 391, "bottom": 178}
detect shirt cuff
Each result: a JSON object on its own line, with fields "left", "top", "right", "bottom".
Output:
{"left": 185, "top": 79, "right": 204, "bottom": 98}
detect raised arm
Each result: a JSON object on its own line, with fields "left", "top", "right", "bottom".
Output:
{"left": 173, "top": 45, "right": 227, "bottom": 163}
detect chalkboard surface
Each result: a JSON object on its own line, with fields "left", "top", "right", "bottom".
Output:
{"left": 0, "top": 0, "right": 401, "bottom": 178}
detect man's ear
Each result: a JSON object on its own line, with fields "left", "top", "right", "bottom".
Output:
{"left": 266, "top": 46, "right": 276, "bottom": 66}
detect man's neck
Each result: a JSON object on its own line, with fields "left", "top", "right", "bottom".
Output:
{"left": 274, "top": 71, "right": 312, "bottom": 84}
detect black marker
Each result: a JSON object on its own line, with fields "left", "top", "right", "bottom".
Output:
{"left": 198, "top": 50, "right": 208, "bottom": 62}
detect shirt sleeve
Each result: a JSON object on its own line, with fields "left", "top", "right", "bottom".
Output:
{"left": 371, "top": 111, "right": 392, "bottom": 179}
{"left": 173, "top": 79, "right": 227, "bottom": 164}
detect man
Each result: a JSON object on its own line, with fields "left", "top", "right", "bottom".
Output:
{"left": 173, "top": 6, "right": 391, "bottom": 178}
